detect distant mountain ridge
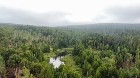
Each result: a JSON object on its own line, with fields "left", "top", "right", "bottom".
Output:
{"left": 1, "top": 23, "right": 140, "bottom": 30}
{"left": 0, "top": 23, "right": 140, "bottom": 27}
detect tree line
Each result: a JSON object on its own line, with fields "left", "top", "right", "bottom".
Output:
{"left": 0, "top": 23, "right": 140, "bottom": 78}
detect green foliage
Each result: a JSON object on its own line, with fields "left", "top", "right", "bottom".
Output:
{"left": 0, "top": 55, "right": 6, "bottom": 77}
{"left": 21, "top": 68, "right": 34, "bottom": 78}
{"left": 29, "top": 62, "right": 54, "bottom": 78}
{"left": 72, "top": 44, "right": 84, "bottom": 56}
{"left": 56, "top": 65, "right": 82, "bottom": 78}
{"left": 42, "top": 45, "right": 50, "bottom": 53}
{"left": 95, "top": 63, "right": 118, "bottom": 78}
{"left": 1, "top": 24, "right": 140, "bottom": 78}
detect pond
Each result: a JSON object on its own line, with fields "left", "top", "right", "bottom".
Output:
{"left": 49, "top": 56, "right": 64, "bottom": 68}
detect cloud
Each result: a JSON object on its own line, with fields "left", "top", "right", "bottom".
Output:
{"left": 0, "top": 7, "right": 73, "bottom": 26}
{"left": 1, "top": 5, "right": 140, "bottom": 26}
{"left": 94, "top": 6, "right": 140, "bottom": 23}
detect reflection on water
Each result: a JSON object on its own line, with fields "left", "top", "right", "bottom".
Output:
{"left": 49, "top": 57, "right": 64, "bottom": 68}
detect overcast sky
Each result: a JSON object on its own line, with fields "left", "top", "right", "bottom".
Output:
{"left": 0, "top": 0, "right": 140, "bottom": 26}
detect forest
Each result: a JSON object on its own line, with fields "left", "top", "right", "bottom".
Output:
{"left": 0, "top": 23, "right": 140, "bottom": 78}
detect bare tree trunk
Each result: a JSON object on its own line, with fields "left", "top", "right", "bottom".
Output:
{"left": 14, "top": 67, "right": 20, "bottom": 78}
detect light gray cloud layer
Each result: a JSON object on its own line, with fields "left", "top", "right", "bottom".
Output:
{"left": 95, "top": 6, "right": 140, "bottom": 23}
{"left": 0, "top": 6, "right": 140, "bottom": 26}
{"left": 0, "top": 7, "right": 73, "bottom": 26}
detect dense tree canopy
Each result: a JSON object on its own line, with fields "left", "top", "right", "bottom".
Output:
{"left": 0, "top": 23, "right": 140, "bottom": 78}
